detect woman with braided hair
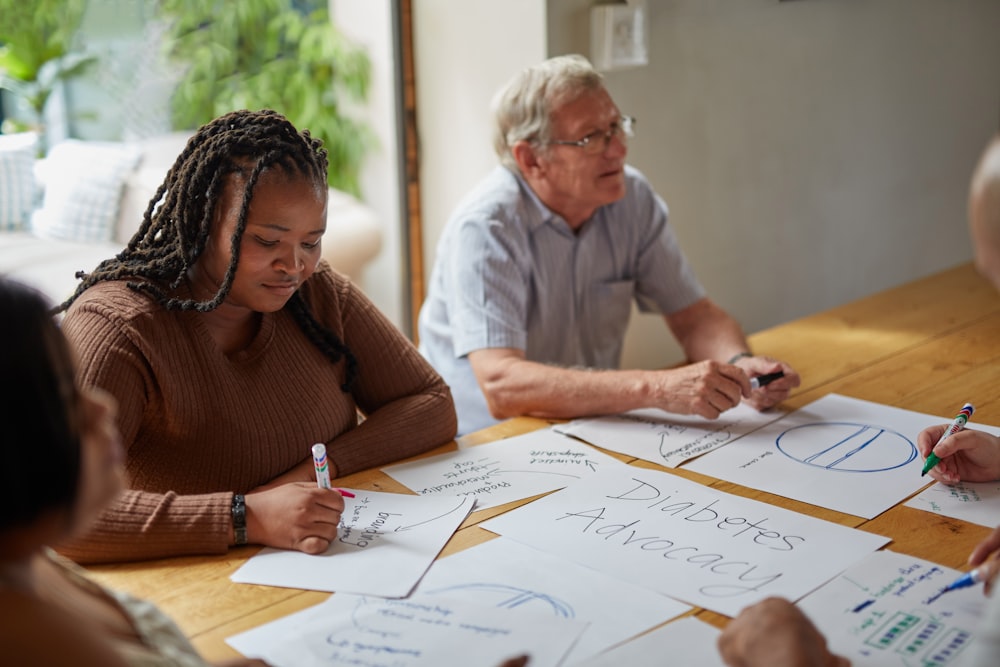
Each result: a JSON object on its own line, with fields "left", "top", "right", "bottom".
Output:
{"left": 56, "top": 109, "right": 457, "bottom": 564}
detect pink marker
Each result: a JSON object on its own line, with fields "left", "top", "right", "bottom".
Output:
{"left": 312, "top": 443, "right": 355, "bottom": 498}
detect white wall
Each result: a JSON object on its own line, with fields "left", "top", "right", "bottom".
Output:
{"left": 330, "top": 1, "right": 404, "bottom": 328}
{"left": 415, "top": 0, "right": 1000, "bottom": 369}
{"left": 551, "top": 0, "right": 1000, "bottom": 369}
{"left": 413, "top": 0, "right": 548, "bottom": 300}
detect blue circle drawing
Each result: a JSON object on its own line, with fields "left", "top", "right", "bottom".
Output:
{"left": 775, "top": 421, "right": 918, "bottom": 473}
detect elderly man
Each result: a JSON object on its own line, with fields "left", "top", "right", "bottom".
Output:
{"left": 418, "top": 54, "right": 799, "bottom": 435}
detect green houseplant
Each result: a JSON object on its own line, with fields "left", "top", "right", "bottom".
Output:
{"left": 156, "top": 0, "right": 372, "bottom": 195}
{"left": 0, "top": 0, "right": 95, "bottom": 148}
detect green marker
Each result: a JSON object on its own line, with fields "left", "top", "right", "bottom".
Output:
{"left": 921, "top": 403, "right": 975, "bottom": 476}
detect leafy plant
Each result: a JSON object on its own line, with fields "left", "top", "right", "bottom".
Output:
{"left": 156, "top": 0, "right": 372, "bottom": 195}
{"left": 0, "top": 0, "right": 95, "bottom": 144}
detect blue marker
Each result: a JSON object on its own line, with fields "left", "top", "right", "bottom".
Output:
{"left": 941, "top": 567, "right": 986, "bottom": 594}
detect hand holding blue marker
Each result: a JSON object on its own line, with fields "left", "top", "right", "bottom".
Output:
{"left": 312, "top": 443, "right": 355, "bottom": 498}
{"left": 921, "top": 403, "right": 975, "bottom": 477}
{"left": 942, "top": 567, "right": 988, "bottom": 594}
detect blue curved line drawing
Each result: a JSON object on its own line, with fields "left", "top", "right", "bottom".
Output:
{"left": 421, "top": 583, "right": 576, "bottom": 618}
{"left": 775, "top": 421, "right": 918, "bottom": 473}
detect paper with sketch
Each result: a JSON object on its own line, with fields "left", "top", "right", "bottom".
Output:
{"left": 482, "top": 465, "right": 890, "bottom": 617}
{"left": 685, "top": 394, "right": 944, "bottom": 519}
{"left": 227, "top": 593, "right": 586, "bottom": 667}
{"left": 905, "top": 480, "right": 1000, "bottom": 529}
{"left": 382, "top": 428, "right": 625, "bottom": 511}
{"left": 553, "top": 403, "right": 784, "bottom": 468}
{"left": 231, "top": 490, "right": 475, "bottom": 596}
{"left": 796, "top": 550, "right": 987, "bottom": 666}
{"left": 573, "top": 616, "right": 725, "bottom": 667}
{"left": 410, "top": 536, "right": 691, "bottom": 664}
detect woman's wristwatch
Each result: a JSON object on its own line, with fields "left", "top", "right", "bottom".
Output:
{"left": 231, "top": 493, "right": 247, "bottom": 545}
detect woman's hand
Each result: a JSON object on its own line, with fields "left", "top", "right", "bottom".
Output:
{"left": 968, "top": 524, "right": 1000, "bottom": 595}
{"left": 244, "top": 482, "right": 344, "bottom": 554}
{"left": 917, "top": 426, "right": 1000, "bottom": 484}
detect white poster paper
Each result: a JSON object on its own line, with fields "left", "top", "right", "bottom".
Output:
{"left": 410, "top": 536, "right": 691, "bottom": 664}
{"left": 905, "top": 480, "right": 1000, "bottom": 529}
{"left": 231, "top": 490, "right": 475, "bottom": 597}
{"left": 227, "top": 593, "right": 585, "bottom": 667}
{"left": 685, "top": 394, "right": 944, "bottom": 519}
{"left": 482, "top": 465, "right": 890, "bottom": 617}
{"left": 554, "top": 403, "right": 783, "bottom": 468}
{"left": 797, "top": 550, "right": 987, "bottom": 667}
{"left": 382, "top": 428, "right": 625, "bottom": 511}
{"left": 573, "top": 616, "right": 725, "bottom": 667}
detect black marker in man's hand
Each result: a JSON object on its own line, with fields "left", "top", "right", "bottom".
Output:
{"left": 749, "top": 371, "right": 784, "bottom": 390}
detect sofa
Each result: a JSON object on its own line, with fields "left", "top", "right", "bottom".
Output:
{"left": 0, "top": 131, "right": 382, "bottom": 308}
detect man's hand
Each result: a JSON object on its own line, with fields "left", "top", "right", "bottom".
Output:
{"left": 244, "top": 482, "right": 344, "bottom": 554}
{"left": 917, "top": 426, "right": 1000, "bottom": 484}
{"left": 718, "top": 597, "right": 850, "bottom": 667}
{"left": 649, "top": 360, "right": 751, "bottom": 419}
{"left": 731, "top": 355, "right": 801, "bottom": 411}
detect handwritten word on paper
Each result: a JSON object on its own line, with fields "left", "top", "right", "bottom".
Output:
{"left": 482, "top": 465, "right": 889, "bottom": 617}
{"left": 231, "top": 490, "right": 476, "bottom": 596}
{"left": 555, "top": 404, "right": 783, "bottom": 468}
{"left": 906, "top": 480, "right": 1000, "bottom": 529}
{"left": 383, "top": 427, "right": 625, "bottom": 511}
{"left": 797, "top": 550, "right": 986, "bottom": 667}
{"left": 227, "top": 594, "right": 586, "bottom": 667}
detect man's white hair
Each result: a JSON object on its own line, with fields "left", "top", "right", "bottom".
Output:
{"left": 491, "top": 54, "right": 605, "bottom": 172}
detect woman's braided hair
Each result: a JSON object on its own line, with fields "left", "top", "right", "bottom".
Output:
{"left": 54, "top": 109, "right": 358, "bottom": 391}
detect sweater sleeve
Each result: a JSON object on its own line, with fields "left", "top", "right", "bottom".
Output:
{"left": 309, "top": 271, "right": 458, "bottom": 476}
{"left": 56, "top": 490, "right": 233, "bottom": 564}
{"left": 59, "top": 295, "right": 234, "bottom": 563}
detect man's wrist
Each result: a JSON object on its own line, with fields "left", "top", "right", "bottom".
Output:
{"left": 727, "top": 351, "right": 753, "bottom": 364}
{"left": 231, "top": 493, "right": 247, "bottom": 545}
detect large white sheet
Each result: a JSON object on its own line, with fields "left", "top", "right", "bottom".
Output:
{"left": 382, "top": 428, "right": 625, "bottom": 511}
{"left": 410, "top": 536, "right": 691, "bottom": 664}
{"left": 573, "top": 616, "right": 725, "bottom": 667}
{"left": 554, "top": 403, "right": 783, "bottom": 467}
{"left": 227, "top": 593, "right": 586, "bottom": 667}
{"left": 231, "top": 489, "right": 475, "bottom": 597}
{"left": 482, "top": 465, "right": 890, "bottom": 617}
{"left": 906, "top": 480, "right": 1000, "bottom": 529}
{"left": 685, "top": 394, "right": 943, "bottom": 519}
{"left": 797, "top": 550, "right": 987, "bottom": 666}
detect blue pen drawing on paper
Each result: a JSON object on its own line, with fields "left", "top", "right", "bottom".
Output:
{"left": 861, "top": 612, "right": 971, "bottom": 665}
{"left": 420, "top": 583, "right": 575, "bottom": 618}
{"left": 775, "top": 422, "right": 918, "bottom": 473}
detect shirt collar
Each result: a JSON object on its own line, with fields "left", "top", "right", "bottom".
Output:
{"left": 507, "top": 166, "right": 577, "bottom": 236}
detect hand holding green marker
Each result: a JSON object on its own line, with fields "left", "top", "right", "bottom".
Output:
{"left": 921, "top": 402, "right": 975, "bottom": 476}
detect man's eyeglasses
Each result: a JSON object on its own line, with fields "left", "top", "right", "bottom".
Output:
{"left": 549, "top": 116, "right": 636, "bottom": 154}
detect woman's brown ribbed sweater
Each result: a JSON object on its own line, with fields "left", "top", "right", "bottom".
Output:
{"left": 59, "top": 263, "right": 456, "bottom": 563}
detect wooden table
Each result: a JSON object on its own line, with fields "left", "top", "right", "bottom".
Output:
{"left": 85, "top": 262, "right": 1000, "bottom": 662}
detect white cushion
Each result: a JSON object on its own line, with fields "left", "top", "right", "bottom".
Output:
{"left": 115, "top": 132, "right": 192, "bottom": 244}
{"left": 0, "top": 133, "right": 39, "bottom": 231}
{"left": 31, "top": 140, "right": 141, "bottom": 243}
